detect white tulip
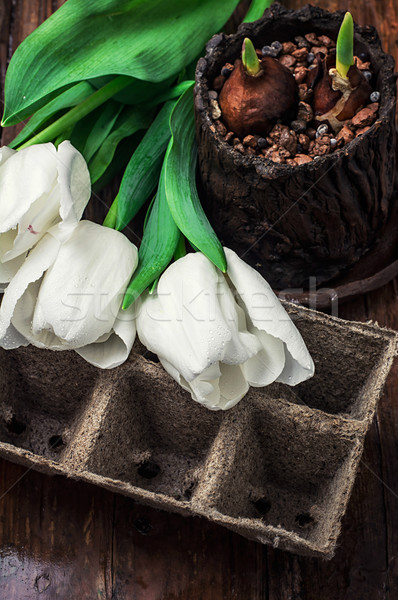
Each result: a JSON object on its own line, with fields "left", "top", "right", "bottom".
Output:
{"left": 0, "top": 220, "right": 138, "bottom": 369}
{"left": 137, "top": 248, "right": 314, "bottom": 410}
{"left": 0, "top": 141, "right": 90, "bottom": 286}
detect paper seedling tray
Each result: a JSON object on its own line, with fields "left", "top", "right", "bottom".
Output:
{"left": 0, "top": 303, "right": 396, "bottom": 558}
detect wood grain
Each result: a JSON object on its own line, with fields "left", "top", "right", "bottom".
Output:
{"left": 0, "top": 1, "right": 397, "bottom": 599}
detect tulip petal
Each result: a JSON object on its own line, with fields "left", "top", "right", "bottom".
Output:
{"left": 75, "top": 304, "right": 136, "bottom": 368}
{"left": 137, "top": 252, "right": 255, "bottom": 382}
{"left": 0, "top": 230, "right": 26, "bottom": 285}
{"left": 0, "top": 323, "right": 30, "bottom": 349}
{"left": 161, "top": 358, "right": 249, "bottom": 411}
{"left": 56, "top": 141, "right": 91, "bottom": 226}
{"left": 0, "top": 232, "right": 61, "bottom": 346}
{"left": 32, "top": 221, "right": 138, "bottom": 348}
{"left": 225, "top": 247, "right": 314, "bottom": 385}
{"left": 217, "top": 274, "right": 262, "bottom": 364}
{"left": 217, "top": 363, "right": 250, "bottom": 409}
{"left": 241, "top": 327, "right": 286, "bottom": 386}
{"left": 0, "top": 146, "right": 16, "bottom": 166}
{"left": 3, "top": 186, "right": 61, "bottom": 261}
{"left": 0, "top": 143, "right": 58, "bottom": 233}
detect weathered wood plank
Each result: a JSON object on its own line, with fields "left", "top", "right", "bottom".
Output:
{"left": 0, "top": 1, "right": 396, "bottom": 599}
{"left": 0, "top": 461, "right": 114, "bottom": 599}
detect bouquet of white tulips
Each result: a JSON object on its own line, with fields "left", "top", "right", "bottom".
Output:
{"left": 0, "top": 0, "right": 314, "bottom": 411}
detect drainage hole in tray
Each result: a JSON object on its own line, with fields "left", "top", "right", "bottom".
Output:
{"left": 252, "top": 497, "right": 272, "bottom": 518}
{"left": 4, "top": 416, "right": 27, "bottom": 435}
{"left": 137, "top": 459, "right": 160, "bottom": 479}
{"left": 295, "top": 513, "right": 315, "bottom": 528}
{"left": 48, "top": 435, "right": 66, "bottom": 452}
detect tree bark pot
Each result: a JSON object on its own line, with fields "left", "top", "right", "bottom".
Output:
{"left": 194, "top": 3, "right": 397, "bottom": 289}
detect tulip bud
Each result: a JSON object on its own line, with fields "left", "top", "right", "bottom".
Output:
{"left": 0, "top": 220, "right": 138, "bottom": 369}
{"left": 136, "top": 248, "right": 314, "bottom": 410}
{"left": 219, "top": 38, "right": 298, "bottom": 137}
{"left": 0, "top": 141, "right": 90, "bottom": 285}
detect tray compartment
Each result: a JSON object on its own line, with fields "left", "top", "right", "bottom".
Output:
{"left": 0, "top": 347, "right": 98, "bottom": 461}
{"left": 192, "top": 391, "right": 363, "bottom": 556}
{"left": 286, "top": 306, "right": 397, "bottom": 421}
{"left": 0, "top": 303, "right": 395, "bottom": 558}
{"left": 83, "top": 356, "right": 223, "bottom": 502}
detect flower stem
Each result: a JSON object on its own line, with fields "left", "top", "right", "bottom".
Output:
{"left": 16, "top": 76, "right": 133, "bottom": 150}
{"left": 174, "top": 234, "right": 186, "bottom": 260}
{"left": 103, "top": 197, "right": 118, "bottom": 228}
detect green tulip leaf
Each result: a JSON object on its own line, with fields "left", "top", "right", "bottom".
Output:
{"left": 243, "top": 0, "right": 273, "bottom": 23}
{"left": 88, "top": 105, "right": 153, "bottom": 183}
{"left": 89, "top": 75, "right": 173, "bottom": 106}
{"left": 123, "top": 167, "right": 180, "bottom": 309}
{"left": 94, "top": 134, "right": 142, "bottom": 194}
{"left": 164, "top": 85, "right": 227, "bottom": 272}
{"left": 10, "top": 81, "right": 95, "bottom": 149}
{"left": 82, "top": 101, "right": 123, "bottom": 162}
{"left": 115, "top": 99, "right": 176, "bottom": 231}
{"left": 16, "top": 75, "right": 133, "bottom": 150}
{"left": 2, "top": 0, "right": 239, "bottom": 126}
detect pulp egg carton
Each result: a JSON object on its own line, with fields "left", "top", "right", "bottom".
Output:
{"left": 0, "top": 302, "right": 396, "bottom": 558}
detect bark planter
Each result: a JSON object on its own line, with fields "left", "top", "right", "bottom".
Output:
{"left": 194, "top": 3, "right": 397, "bottom": 289}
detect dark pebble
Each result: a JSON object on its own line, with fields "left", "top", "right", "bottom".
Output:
{"left": 296, "top": 143, "right": 303, "bottom": 154}
{"left": 363, "top": 70, "right": 372, "bottom": 81}
{"left": 359, "top": 51, "right": 369, "bottom": 62}
{"left": 221, "top": 66, "right": 233, "bottom": 77}
{"left": 271, "top": 40, "right": 283, "bottom": 55}
{"left": 261, "top": 45, "right": 279, "bottom": 58}
{"left": 316, "top": 124, "right": 329, "bottom": 138}
{"left": 291, "top": 119, "right": 307, "bottom": 133}
{"left": 294, "top": 36, "right": 310, "bottom": 49}
{"left": 307, "top": 52, "right": 315, "bottom": 64}
{"left": 257, "top": 137, "right": 267, "bottom": 149}
{"left": 206, "top": 34, "right": 223, "bottom": 51}
{"left": 370, "top": 91, "right": 380, "bottom": 102}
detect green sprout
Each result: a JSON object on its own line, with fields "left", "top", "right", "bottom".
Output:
{"left": 242, "top": 38, "right": 261, "bottom": 76}
{"left": 336, "top": 12, "right": 354, "bottom": 79}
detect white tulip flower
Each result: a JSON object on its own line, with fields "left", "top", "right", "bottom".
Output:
{"left": 0, "top": 141, "right": 90, "bottom": 286}
{"left": 137, "top": 248, "right": 314, "bottom": 410}
{"left": 0, "top": 220, "right": 138, "bottom": 369}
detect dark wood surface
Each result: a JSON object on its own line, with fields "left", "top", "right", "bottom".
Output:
{"left": 0, "top": 1, "right": 397, "bottom": 598}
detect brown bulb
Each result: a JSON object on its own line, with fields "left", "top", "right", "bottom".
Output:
{"left": 219, "top": 57, "right": 298, "bottom": 138}
{"left": 311, "top": 54, "right": 341, "bottom": 115}
{"left": 308, "top": 52, "right": 372, "bottom": 131}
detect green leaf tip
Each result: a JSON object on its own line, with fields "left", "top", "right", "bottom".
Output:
{"left": 243, "top": 0, "right": 273, "bottom": 23}
{"left": 336, "top": 11, "right": 354, "bottom": 79}
{"left": 242, "top": 38, "right": 261, "bottom": 77}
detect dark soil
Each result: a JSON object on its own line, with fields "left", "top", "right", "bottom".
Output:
{"left": 210, "top": 32, "right": 380, "bottom": 165}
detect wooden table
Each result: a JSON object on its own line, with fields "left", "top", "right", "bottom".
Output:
{"left": 0, "top": 1, "right": 397, "bottom": 598}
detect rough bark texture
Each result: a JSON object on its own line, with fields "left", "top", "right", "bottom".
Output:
{"left": 195, "top": 3, "right": 397, "bottom": 289}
